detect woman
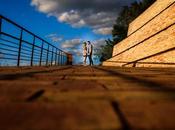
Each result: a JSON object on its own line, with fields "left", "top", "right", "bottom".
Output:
{"left": 83, "top": 42, "right": 87, "bottom": 65}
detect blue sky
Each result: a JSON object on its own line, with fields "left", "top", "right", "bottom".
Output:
{"left": 0, "top": 0, "right": 136, "bottom": 64}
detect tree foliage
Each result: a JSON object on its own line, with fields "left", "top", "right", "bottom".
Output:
{"left": 95, "top": 39, "right": 115, "bottom": 62}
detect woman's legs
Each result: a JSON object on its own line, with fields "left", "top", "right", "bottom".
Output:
{"left": 83, "top": 55, "right": 87, "bottom": 65}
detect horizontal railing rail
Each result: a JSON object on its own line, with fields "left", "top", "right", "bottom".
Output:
{"left": 0, "top": 14, "right": 72, "bottom": 66}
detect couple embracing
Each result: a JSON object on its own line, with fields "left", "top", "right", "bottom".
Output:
{"left": 83, "top": 41, "right": 93, "bottom": 66}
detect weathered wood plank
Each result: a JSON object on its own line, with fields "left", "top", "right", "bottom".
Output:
{"left": 0, "top": 66, "right": 175, "bottom": 130}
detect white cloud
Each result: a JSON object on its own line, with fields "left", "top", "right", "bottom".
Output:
{"left": 93, "top": 27, "right": 113, "bottom": 35}
{"left": 67, "top": 49, "right": 82, "bottom": 56}
{"left": 58, "top": 11, "right": 86, "bottom": 27}
{"left": 46, "top": 33, "right": 63, "bottom": 42}
{"left": 92, "top": 38, "right": 107, "bottom": 48}
{"left": 61, "top": 39, "right": 82, "bottom": 49}
{"left": 73, "top": 19, "right": 86, "bottom": 27}
{"left": 31, "top": 0, "right": 59, "bottom": 13}
{"left": 59, "top": 11, "right": 79, "bottom": 23}
{"left": 31, "top": 0, "right": 136, "bottom": 35}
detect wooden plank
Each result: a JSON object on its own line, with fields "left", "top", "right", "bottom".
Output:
{"left": 0, "top": 66, "right": 175, "bottom": 130}
{"left": 117, "top": 99, "right": 175, "bottom": 129}
{"left": 0, "top": 101, "right": 121, "bottom": 130}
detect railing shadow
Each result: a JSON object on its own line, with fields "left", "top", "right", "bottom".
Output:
{"left": 0, "top": 66, "right": 72, "bottom": 80}
{"left": 94, "top": 66, "right": 175, "bottom": 92}
{"left": 123, "top": 46, "right": 175, "bottom": 67}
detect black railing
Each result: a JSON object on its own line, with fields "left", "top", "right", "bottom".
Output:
{"left": 0, "top": 15, "right": 72, "bottom": 66}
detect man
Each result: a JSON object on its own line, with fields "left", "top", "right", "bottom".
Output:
{"left": 87, "top": 41, "right": 93, "bottom": 66}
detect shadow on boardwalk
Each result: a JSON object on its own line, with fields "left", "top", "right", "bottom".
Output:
{"left": 0, "top": 66, "right": 175, "bottom": 130}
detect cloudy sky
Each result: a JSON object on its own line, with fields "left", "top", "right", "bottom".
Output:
{"left": 0, "top": 0, "right": 137, "bottom": 64}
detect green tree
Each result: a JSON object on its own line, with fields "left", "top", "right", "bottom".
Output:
{"left": 95, "top": 39, "right": 115, "bottom": 62}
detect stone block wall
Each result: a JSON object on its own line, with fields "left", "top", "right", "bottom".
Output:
{"left": 128, "top": 0, "right": 175, "bottom": 35}
{"left": 103, "top": 0, "right": 175, "bottom": 67}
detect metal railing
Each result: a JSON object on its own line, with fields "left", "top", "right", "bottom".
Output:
{"left": 0, "top": 15, "right": 72, "bottom": 67}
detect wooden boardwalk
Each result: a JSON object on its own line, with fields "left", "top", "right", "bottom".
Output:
{"left": 0, "top": 66, "right": 175, "bottom": 130}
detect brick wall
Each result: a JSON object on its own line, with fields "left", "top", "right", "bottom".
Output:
{"left": 103, "top": 0, "right": 175, "bottom": 67}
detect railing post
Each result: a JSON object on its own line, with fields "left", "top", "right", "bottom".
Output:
{"left": 59, "top": 51, "right": 61, "bottom": 66}
{"left": 66, "top": 53, "right": 68, "bottom": 65}
{"left": 46, "top": 45, "right": 49, "bottom": 66}
{"left": 17, "top": 29, "right": 23, "bottom": 67}
{"left": 39, "top": 41, "right": 44, "bottom": 66}
{"left": 55, "top": 49, "right": 58, "bottom": 66}
{"left": 63, "top": 53, "right": 65, "bottom": 65}
{"left": 0, "top": 16, "right": 2, "bottom": 34}
{"left": 62, "top": 54, "right": 64, "bottom": 65}
{"left": 63, "top": 54, "right": 66, "bottom": 65}
{"left": 31, "top": 36, "right": 35, "bottom": 66}
{"left": 58, "top": 51, "right": 60, "bottom": 66}
{"left": 67, "top": 53, "right": 70, "bottom": 65}
{"left": 62, "top": 53, "right": 64, "bottom": 65}
{"left": 61, "top": 52, "right": 63, "bottom": 66}
{"left": 51, "top": 47, "right": 54, "bottom": 66}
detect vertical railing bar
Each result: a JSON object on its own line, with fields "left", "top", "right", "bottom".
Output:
{"left": 51, "top": 47, "right": 54, "bottom": 66}
{"left": 58, "top": 51, "right": 60, "bottom": 66}
{"left": 65, "top": 54, "right": 66, "bottom": 65}
{"left": 59, "top": 51, "right": 61, "bottom": 66}
{"left": 61, "top": 51, "right": 63, "bottom": 66}
{"left": 46, "top": 44, "right": 49, "bottom": 66}
{"left": 17, "top": 29, "right": 23, "bottom": 67}
{"left": 62, "top": 53, "right": 64, "bottom": 65}
{"left": 0, "top": 16, "right": 2, "bottom": 34}
{"left": 31, "top": 36, "right": 35, "bottom": 66}
{"left": 62, "top": 52, "right": 64, "bottom": 65}
{"left": 65, "top": 54, "right": 67, "bottom": 65}
{"left": 66, "top": 54, "right": 67, "bottom": 65}
{"left": 63, "top": 54, "right": 64, "bottom": 65}
{"left": 39, "top": 41, "right": 44, "bottom": 66}
{"left": 64, "top": 53, "right": 65, "bottom": 65}
{"left": 63, "top": 53, "right": 65, "bottom": 65}
{"left": 55, "top": 48, "right": 58, "bottom": 66}
{"left": 67, "top": 54, "right": 70, "bottom": 65}
{"left": 66, "top": 54, "right": 68, "bottom": 65}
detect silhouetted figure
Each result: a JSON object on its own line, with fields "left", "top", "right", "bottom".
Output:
{"left": 87, "top": 41, "right": 93, "bottom": 66}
